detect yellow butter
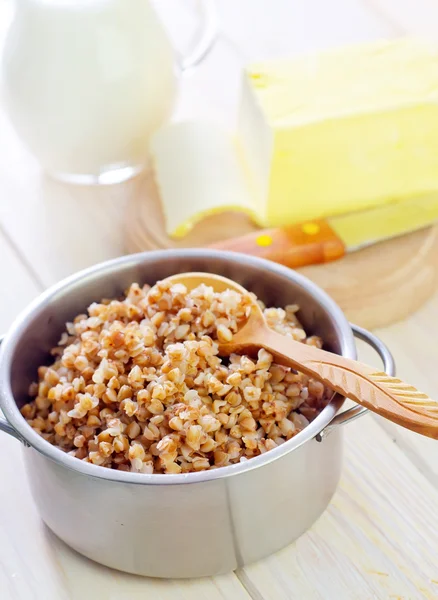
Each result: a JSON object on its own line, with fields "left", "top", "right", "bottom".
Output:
{"left": 150, "top": 121, "right": 261, "bottom": 238}
{"left": 239, "top": 37, "right": 438, "bottom": 226}
{"left": 152, "top": 38, "right": 438, "bottom": 238}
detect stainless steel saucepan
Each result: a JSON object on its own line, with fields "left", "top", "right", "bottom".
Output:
{"left": 0, "top": 249, "right": 394, "bottom": 578}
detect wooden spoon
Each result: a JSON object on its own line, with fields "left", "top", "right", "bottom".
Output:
{"left": 162, "top": 272, "right": 438, "bottom": 439}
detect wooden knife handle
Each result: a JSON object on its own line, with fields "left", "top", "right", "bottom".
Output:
{"left": 209, "top": 220, "right": 345, "bottom": 268}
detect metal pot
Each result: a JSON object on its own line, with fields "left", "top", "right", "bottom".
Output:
{"left": 0, "top": 250, "right": 395, "bottom": 578}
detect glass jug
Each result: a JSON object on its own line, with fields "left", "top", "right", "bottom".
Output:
{"left": 1, "top": 0, "right": 217, "bottom": 184}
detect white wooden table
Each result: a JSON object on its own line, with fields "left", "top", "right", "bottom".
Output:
{"left": 1, "top": 1, "right": 438, "bottom": 598}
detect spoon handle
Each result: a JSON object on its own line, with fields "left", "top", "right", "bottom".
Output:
{"left": 262, "top": 330, "right": 438, "bottom": 439}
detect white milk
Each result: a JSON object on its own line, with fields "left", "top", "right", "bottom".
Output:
{"left": 1, "top": 0, "right": 177, "bottom": 182}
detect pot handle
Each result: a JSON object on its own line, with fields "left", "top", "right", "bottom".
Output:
{"left": 0, "top": 412, "right": 23, "bottom": 442}
{"left": 317, "top": 324, "right": 396, "bottom": 440}
{"left": 0, "top": 335, "right": 26, "bottom": 443}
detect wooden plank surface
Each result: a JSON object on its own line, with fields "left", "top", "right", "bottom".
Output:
{"left": 0, "top": 235, "right": 40, "bottom": 332}
{"left": 239, "top": 418, "right": 438, "bottom": 600}
{"left": 1, "top": 0, "right": 438, "bottom": 598}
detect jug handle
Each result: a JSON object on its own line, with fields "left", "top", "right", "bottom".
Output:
{"left": 177, "top": 0, "right": 218, "bottom": 71}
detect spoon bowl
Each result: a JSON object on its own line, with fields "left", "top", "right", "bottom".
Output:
{"left": 162, "top": 271, "right": 267, "bottom": 354}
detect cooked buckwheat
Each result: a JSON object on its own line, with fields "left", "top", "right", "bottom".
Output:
{"left": 21, "top": 280, "right": 332, "bottom": 473}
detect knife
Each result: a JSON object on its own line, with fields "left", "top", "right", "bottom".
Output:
{"left": 210, "top": 193, "right": 438, "bottom": 268}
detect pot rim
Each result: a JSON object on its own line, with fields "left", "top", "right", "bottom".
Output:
{"left": 0, "top": 249, "right": 356, "bottom": 485}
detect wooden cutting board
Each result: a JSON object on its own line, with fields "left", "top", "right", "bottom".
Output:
{"left": 124, "top": 170, "right": 438, "bottom": 330}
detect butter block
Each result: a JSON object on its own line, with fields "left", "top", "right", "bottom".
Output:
{"left": 238, "top": 38, "right": 438, "bottom": 226}
{"left": 150, "top": 121, "right": 259, "bottom": 237}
